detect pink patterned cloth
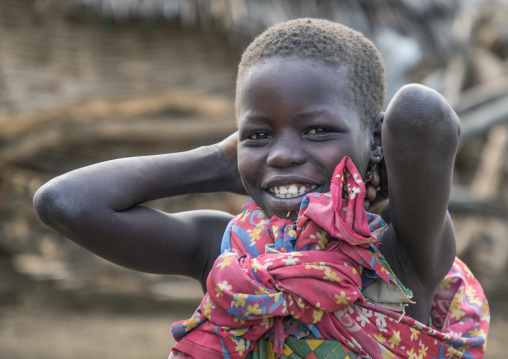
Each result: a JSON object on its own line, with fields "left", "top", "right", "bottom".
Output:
{"left": 170, "top": 157, "right": 489, "bottom": 359}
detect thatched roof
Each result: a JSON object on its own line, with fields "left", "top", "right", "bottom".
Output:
{"left": 38, "top": 0, "right": 465, "bottom": 53}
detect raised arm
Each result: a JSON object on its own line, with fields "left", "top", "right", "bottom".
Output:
{"left": 381, "top": 84, "right": 460, "bottom": 318}
{"left": 34, "top": 134, "right": 243, "bottom": 286}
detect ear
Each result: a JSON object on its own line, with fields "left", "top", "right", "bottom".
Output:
{"left": 369, "top": 112, "right": 384, "bottom": 165}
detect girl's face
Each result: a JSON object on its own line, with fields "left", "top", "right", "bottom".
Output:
{"left": 237, "top": 57, "right": 375, "bottom": 220}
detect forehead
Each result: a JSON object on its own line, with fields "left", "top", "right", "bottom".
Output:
{"left": 241, "top": 57, "right": 347, "bottom": 98}
{"left": 238, "top": 57, "right": 361, "bottom": 126}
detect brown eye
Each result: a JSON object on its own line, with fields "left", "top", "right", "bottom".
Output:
{"left": 306, "top": 127, "right": 328, "bottom": 135}
{"left": 249, "top": 132, "right": 271, "bottom": 140}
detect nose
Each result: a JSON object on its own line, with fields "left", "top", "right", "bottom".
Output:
{"left": 266, "top": 135, "right": 306, "bottom": 168}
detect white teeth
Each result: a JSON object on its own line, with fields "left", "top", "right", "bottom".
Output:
{"left": 269, "top": 184, "right": 317, "bottom": 199}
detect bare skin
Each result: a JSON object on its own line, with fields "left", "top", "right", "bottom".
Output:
{"left": 34, "top": 57, "right": 459, "bottom": 324}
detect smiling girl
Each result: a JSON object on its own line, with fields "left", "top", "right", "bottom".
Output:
{"left": 34, "top": 18, "right": 489, "bottom": 359}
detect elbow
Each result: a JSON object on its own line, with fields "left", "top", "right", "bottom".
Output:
{"left": 33, "top": 180, "right": 84, "bottom": 233}
{"left": 385, "top": 84, "right": 461, "bottom": 152}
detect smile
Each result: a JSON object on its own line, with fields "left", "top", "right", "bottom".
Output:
{"left": 268, "top": 184, "right": 317, "bottom": 199}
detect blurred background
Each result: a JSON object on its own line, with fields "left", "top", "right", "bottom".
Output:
{"left": 0, "top": 0, "right": 507, "bottom": 358}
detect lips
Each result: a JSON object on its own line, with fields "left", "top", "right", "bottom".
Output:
{"left": 268, "top": 184, "right": 317, "bottom": 199}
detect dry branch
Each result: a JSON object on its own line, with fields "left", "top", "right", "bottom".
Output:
{"left": 457, "top": 95, "right": 508, "bottom": 150}
{"left": 449, "top": 186, "right": 507, "bottom": 217}
{"left": 0, "top": 116, "right": 235, "bottom": 165}
{"left": 454, "top": 75, "right": 508, "bottom": 114}
{"left": 0, "top": 91, "right": 233, "bottom": 141}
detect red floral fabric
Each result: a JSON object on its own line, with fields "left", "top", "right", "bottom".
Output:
{"left": 170, "top": 157, "right": 489, "bottom": 359}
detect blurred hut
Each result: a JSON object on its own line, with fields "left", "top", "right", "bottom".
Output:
{"left": 0, "top": 0, "right": 507, "bottom": 309}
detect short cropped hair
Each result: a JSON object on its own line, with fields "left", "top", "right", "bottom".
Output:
{"left": 235, "top": 18, "right": 386, "bottom": 125}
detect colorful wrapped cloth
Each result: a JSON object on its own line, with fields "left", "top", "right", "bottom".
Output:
{"left": 245, "top": 334, "right": 358, "bottom": 359}
{"left": 170, "top": 157, "right": 489, "bottom": 359}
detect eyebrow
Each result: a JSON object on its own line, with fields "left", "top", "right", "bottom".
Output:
{"left": 294, "top": 110, "right": 350, "bottom": 126}
{"left": 293, "top": 110, "right": 330, "bottom": 121}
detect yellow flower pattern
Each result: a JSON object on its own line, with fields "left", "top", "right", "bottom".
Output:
{"left": 215, "top": 280, "right": 232, "bottom": 298}
{"left": 380, "top": 346, "right": 395, "bottom": 359}
{"left": 335, "top": 291, "right": 351, "bottom": 305}
{"left": 388, "top": 330, "right": 401, "bottom": 349}
{"left": 174, "top": 247, "right": 488, "bottom": 359}
{"left": 450, "top": 300, "right": 466, "bottom": 320}
{"left": 315, "top": 231, "right": 329, "bottom": 250}
{"left": 231, "top": 337, "right": 247, "bottom": 356}
{"left": 410, "top": 327, "right": 419, "bottom": 341}
{"left": 216, "top": 255, "right": 234, "bottom": 269}
{"left": 419, "top": 342, "right": 428, "bottom": 358}
{"left": 233, "top": 293, "right": 249, "bottom": 307}
{"left": 250, "top": 259, "right": 263, "bottom": 272}
{"left": 295, "top": 297, "right": 305, "bottom": 309}
{"left": 374, "top": 332, "right": 387, "bottom": 344}
{"left": 312, "top": 308, "right": 324, "bottom": 323}
{"left": 406, "top": 347, "right": 419, "bottom": 359}
{"left": 270, "top": 292, "right": 282, "bottom": 302}
{"left": 446, "top": 346, "right": 462, "bottom": 358}
{"left": 305, "top": 263, "right": 327, "bottom": 271}
{"left": 323, "top": 267, "right": 341, "bottom": 282}
{"left": 171, "top": 164, "right": 489, "bottom": 359}
{"left": 233, "top": 316, "right": 246, "bottom": 325}
{"left": 245, "top": 303, "right": 262, "bottom": 316}
{"left": 255, "top": 287, "right": 269, "bottom": 295}
{"left": 183, "top": 317, "right": 200, "bottom": 332}
{"left": 249, "top": 225, "right": 263, "bottom": 241}
{"left": 203, "top": 298, "right": 214, "bottom": 319}
{"left": 287, "top": 227, "right": 297, "bottom": 238}
{"left": 439, "top": 277, "right": 452, "bottom": 289}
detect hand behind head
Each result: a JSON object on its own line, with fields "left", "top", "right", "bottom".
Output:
{"left": 363, "top": 158, "right": 389, "bottom": 213}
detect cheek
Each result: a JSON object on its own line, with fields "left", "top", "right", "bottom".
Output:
{"left": 237, "top": 151, "right": 258, "bottom": 188}
{"left": 237, "top": 151, "right": 249, "bottom": 175}
{"left": 318, "top": 143, "right": 368, "bottom": 177}
{"left": 318, "top": 147, "right": 348, "bottom": 173}
{"left": 346, "top": 149, "right": 371, "bottom": 175}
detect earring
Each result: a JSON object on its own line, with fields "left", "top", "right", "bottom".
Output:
{"left": 364, "top": 163, "right": 376, "bottom": 183}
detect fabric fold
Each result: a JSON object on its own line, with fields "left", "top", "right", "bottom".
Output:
{"left": 170, "top": 157, "right": 489, "bottom": 359}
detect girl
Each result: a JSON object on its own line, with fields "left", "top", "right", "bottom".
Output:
{"left": 34, "top": 19, "right": 488, "bottom": 359}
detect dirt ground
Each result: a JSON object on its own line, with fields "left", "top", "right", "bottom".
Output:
{"left": 0, "top": 253, "right": 199, "bottom": 359}
{"left": 1, "top": 308, "right": 181, "bottom": 359}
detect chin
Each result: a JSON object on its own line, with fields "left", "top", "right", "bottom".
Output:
{"left": 261, "top": 195, "right": 306, "bottom": 220}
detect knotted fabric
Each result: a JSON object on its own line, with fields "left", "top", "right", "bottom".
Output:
{"left": 170, "top": 157, "right": 489, "bottom": 359}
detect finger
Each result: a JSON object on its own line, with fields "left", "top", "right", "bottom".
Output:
{"left": 370, "top": 170, "right": 380, "bottom": 188}
{"left": 364, "top": 198, "right": 370, "bottom": 210}
{"left": 366, "top": 183, "right": 377, "bottom": 202}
